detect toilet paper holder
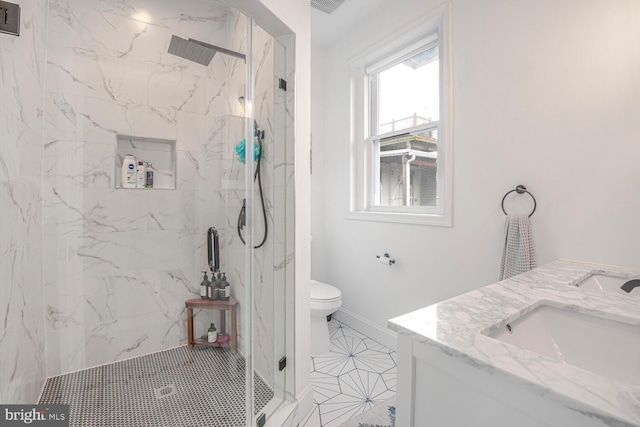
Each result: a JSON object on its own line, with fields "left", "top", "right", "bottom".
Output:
{"left": 376, "top": 253, "right": 395, "bottom": 266}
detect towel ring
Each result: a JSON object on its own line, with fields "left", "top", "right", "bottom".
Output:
{"left": 501, "top": 185, "right": 536, "bottom": 217}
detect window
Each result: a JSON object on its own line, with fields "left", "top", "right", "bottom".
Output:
{"left": 348, "top": 5, "right": 452, "bottom": 225}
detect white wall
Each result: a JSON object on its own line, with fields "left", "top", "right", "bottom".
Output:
{"left": 312, "top": 0, "right": 640, "bottom": 334}
{"left": 311, "top": 47, "right": 328, "bottom": 279}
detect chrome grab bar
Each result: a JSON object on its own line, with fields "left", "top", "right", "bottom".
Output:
{"left": 207, "top": 227, "right": 220, "bottom": 273}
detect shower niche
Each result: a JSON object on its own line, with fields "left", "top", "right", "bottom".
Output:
{"left": 115, "top": 135, "right": 177, "bottom": 190}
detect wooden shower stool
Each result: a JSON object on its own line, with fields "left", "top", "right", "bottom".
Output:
{"left": 185, "top": 298, "right": 238, "bottom": 353}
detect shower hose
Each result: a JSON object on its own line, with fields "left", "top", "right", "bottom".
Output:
{"left": 237, "top": 131, "right": 268, "bottom": 249}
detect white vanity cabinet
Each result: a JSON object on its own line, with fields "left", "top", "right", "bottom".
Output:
{"left": 389, "top": 260, "right": 640, "bottom": 427}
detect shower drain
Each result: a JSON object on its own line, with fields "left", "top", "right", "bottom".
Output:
{"left": 154, "top": 384, "right": 177, "bottom": 399}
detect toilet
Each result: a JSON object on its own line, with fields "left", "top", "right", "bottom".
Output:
{"left": 310, "top": 279, "right": 342, "bottom": 355}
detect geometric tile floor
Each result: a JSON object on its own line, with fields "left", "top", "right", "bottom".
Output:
{"left": 301, "top": 319, "right": 397, "bottom": 427}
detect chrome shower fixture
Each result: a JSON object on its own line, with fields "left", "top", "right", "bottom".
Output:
{"left": 237, "top": 96, "right": 264, "bottom": 139}
{"left": 168, "top": 35, "right": 246, "bottom": 66}
{"left": 0, "top": 1, "right": 20, "bottom": 36}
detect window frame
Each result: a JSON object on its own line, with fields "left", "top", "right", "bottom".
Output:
{"left": 347, "top": 3, "right": 452, "bottom": 226}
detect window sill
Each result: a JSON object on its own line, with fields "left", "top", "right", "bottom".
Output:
{"left": 346, "top": 210, "right": 452, "bottom": 226}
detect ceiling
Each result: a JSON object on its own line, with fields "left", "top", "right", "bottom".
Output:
{"left": 311, "top": 0, "right": 391, "bottom": 47}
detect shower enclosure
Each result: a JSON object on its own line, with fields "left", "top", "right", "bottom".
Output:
{"left": 0, "top": 0, "right": 295, "bottom": 425}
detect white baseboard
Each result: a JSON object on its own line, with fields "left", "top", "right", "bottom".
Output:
{"left": 264, "top": 384, "right": 314, "bottom": 427}
{"left": 333, "top": 308, "right": 397, "bottom": 351}
{"left": 295, "top": 384, "right": 315, "bottom": 418}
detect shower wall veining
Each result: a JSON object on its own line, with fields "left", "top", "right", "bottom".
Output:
{"left": 43, "top": 0, "right": 229, "bottom": 375}
{"left": 42, "top": 0, "right": 279, "bottom": 389}
{"left": 0, "top": 0, "right": 49, "bottom": 404}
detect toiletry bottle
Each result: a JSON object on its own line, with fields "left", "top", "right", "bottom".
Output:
{"left": 209, "top": 272, "right": 217, "bottom": 300}
{"left": 122, "top": 154, "right": 137, "bottom": 188}
{"left": 200, "top": 272, "right": 209, "bottom": 299}
{"left": 207, "top": 323, "right": 218, "bottom": 343}
{"left": 206, "top": 275, "right": 214, "bottom": 300}
{"left": 136, "top": 161, "right": 146, "bottom": 188}
{"left": 216, "top": 272, "right": 224, "bottom": 300}
{"left": 146, "top": 162, "right": 154, "bottom": 188}
{"left": 221, "top": 273, "right": 230, "bottom": 301}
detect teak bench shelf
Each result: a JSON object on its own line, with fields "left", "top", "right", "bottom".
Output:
{"left": 185, "top": 298, "right": 238, "bottom": 353}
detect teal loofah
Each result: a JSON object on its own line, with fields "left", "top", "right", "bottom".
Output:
{"left": 235, "top": 139, "right": 261, "bottom": 164}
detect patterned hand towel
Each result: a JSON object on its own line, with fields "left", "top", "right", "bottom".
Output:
{"left": 500, "top": 215, "right": 536, "bottom": 280}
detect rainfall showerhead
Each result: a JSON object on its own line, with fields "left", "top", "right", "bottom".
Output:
{"left": 168, "top": 35, "right": 215, "bottom": 66}
{"left": 311, "top": 0, "right": 345, "bottom": 14}
{"left": 168, "top": 35, "right": 246, "bottom": 66}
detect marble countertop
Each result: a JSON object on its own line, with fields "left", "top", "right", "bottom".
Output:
{"left": 388, "top": 260, "right": 640, "bottom": 427}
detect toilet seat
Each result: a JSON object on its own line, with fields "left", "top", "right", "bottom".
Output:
{"left": 311, "top": 296, "right": 341, "bottom": 304}
{"left": 311, "top": 280, "right": 341, "bottom": 302}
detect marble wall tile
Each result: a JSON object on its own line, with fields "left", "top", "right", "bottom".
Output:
{"left": 43, "top": 186, "right": 149, "bottom": 236}
{"left": 115, "top": 18, "right": 175, "bottom": 64}
{"left": 206, "top": 114, "right": 226, "bottom": 154}
{"left": 0, "top": 40, "right": 46, "bottom": 132}
{"left": 254, "top": 26, "right": 275, "bottom": 109}
{"left": 46, "top": 44, "right": 149, "bottom": 105}
{"left": 40, "top": 0, "right": 289, "bottom": 401}
{"left": 42, "top": 0, "right": 226, "bottom": 377}
{"left": 205, "top": 55, "right": 228, "bottom": 115}
{"left": 0, "top": 193, "right": 44, "bottom": 395}
{"left": 194, "top": 188, "right": 223, "bottom": 230}
{"left": 79, "top": 231, "right": 182, "bottom": 277}
{"left": 82, "top": 269, "right": 193, "bottom": 325}
{"left": 44, "top": 140, "right": 115, "bottom": 189}
{"left": 44, "top": 92, "right": 130, "bottom": 142}
{"left": 126, "top": 104, "right": 178, "bottom": 140}
{"left": 45, "top": 325, "right": 87, "bottom": 377}
{"left": 148, "top": 65, "right": 209, "bottom": 114}
{"left": 177, "top": 229, "right": 214, "bottom": 286}
{"left": 177, "top": 111, "right": 208, "bottom": 152}
{"left": 83, "top": 309, "right": 186, "bottom": 366}
{"left": 146, "top": 189, "right": 196, "bottom": 232}
{"left": 0, "top": 0, "right": 48, "bottom": 404}
{"left": 0, "top": 107, "right": 42, "bottom": 182}
{"left": 12, "top": 0, "right": 48, "bottom": 84}
{"left": 43, "top": 234, "right": 84, "bottom": 288}
{"left": 45, "top": 278, "right": 85, "bottom": 331}
{"left": 176, "top": 150, "right": 207, "bottom": 190}
{"left": 47, "top": 0, "right": 120, "bottom": 54}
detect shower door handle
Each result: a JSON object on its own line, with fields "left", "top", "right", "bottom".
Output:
{"left": 207, "top": 227, "right": 220, "bottom": 273}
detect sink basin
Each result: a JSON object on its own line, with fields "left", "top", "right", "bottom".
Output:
{"left": 575, "top": 273, "right": 640, "bottom": 296}
{"left": 485, "top": 304, "right": 640, "bottom": 385}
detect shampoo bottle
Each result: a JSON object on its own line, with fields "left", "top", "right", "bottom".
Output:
{"left": 207, "top": 323, "right": 218, "bottom": 343}
{"left": 211, "top": 272, "right": 221, "bottom": 300}
{"left": 216, "top": 272, "right": 224, "bottom": 300}
{"left": 200, "top": 272, "right": 209, "bottom": 299}
{"left": 221, "top": 273, "right": 230, "bottom": 300}
{"left": 122, "top": 154, "right": 137, "bottom": 188}
{"left": 146, "top": 162, "right": 154, "bottom": 188}
{"left": 136, "top": 161, "right": 146, "bottom": 188}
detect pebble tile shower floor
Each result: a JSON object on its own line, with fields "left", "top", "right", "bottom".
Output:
{"left": 39, "top": 346, "right": 273, "bottom": 427}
